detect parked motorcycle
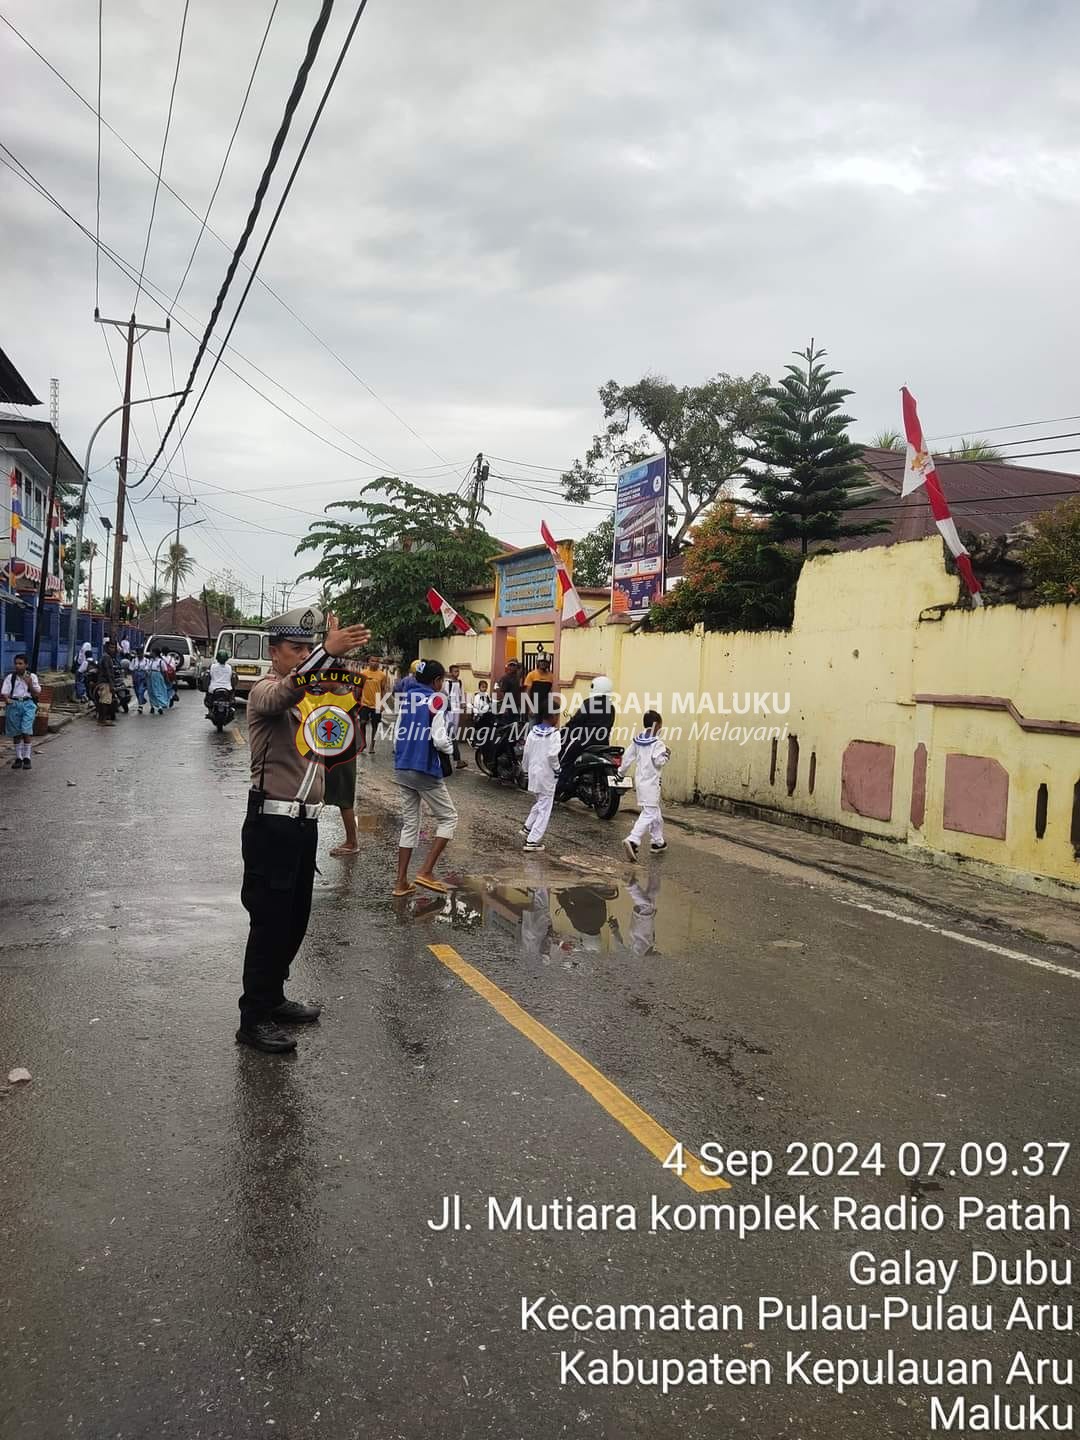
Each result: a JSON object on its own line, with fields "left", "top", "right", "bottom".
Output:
{"left": 206, "top": 689, "right": 236, "bottom": 733}
{"left": 473, "top": 713, "right": 527, "bottom": 787}
{"left": 555, "top": 741, "right": 627, "bottom": 820}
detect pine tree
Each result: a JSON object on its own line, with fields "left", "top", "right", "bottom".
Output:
{"left": 742, "top": 341, "right": 888, "bottom": 555}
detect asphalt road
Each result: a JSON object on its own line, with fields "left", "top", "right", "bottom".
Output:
{"left": 1, "top": 701, "right": 1077, "bottom": 1439}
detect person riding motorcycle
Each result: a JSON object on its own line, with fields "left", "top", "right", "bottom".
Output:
{"left": 205, "top": 649, "right": 236, "bottom": 712}
{"left": 559, "top": 675, "right": 615, "bottom": 771}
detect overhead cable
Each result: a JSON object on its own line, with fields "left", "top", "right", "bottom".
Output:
{"left": 135, "top": 0, "right": 338, "bottom": 482}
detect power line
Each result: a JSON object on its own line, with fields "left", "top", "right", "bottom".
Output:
{"left": 134, "top": 0, "right": 191, "bottom": 307}
{"left": 926, "top": 413, "right": 1080, "bottom": 443}
{"left": 136, "top": 0, "right": 338, "bottom": 482}
{"left": 155, "top": 0, "right": 375, "bottom": 488}
{"left": 0, "top": 145, "right": 399, "bottom": 476}
{"left": 169, "top": 0, "right": 280, "bottom": 315}
{"left": 0, "top": 9, "right": 447, "bottom": 470}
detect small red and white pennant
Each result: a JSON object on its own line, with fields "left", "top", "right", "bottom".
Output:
{"left": 540, "top": 521, "right": 588, "bottom": 627}
{"left": 426, "top": 586, "right": 476, "bottom": 635}
{"left": 901, "top": 387, "right": 983, "bottom": 606}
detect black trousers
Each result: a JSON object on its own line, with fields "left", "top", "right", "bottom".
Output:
{"left": 239, "top": 813, "right": 319, "bottom": 1025}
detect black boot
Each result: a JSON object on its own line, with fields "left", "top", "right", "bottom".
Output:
{"left": 272, "top": 999, "right": 322, "bottom": 1023}
{"left": 236, "top": 1021, "right": 297, "bottom": 1053}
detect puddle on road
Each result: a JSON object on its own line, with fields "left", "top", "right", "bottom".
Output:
{"left": 395, "top": 870, "right": 671, "bottom": 959}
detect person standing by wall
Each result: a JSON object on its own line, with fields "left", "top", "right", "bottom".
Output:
{"left": 357, "top": 654, "right": 390, "bottom": 755}
{"left": 524, "top": 654, "right": 554, "bottom": 718}
{"left": 2, "top": 655, "right": 41, "bottom": 770}
{"left": 96, "top": 641, "right": 121, "bottom": 727}
{"left": 238, "top": 614, "right": 371, "bottom": 1054}
{"left": 446, "top": 663, "right": 467, "bottom": 769}
{"left": 392, "top": 657, "right": 457, "bottom": 896}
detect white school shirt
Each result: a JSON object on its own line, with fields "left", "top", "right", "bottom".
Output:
{"left": 208, "top": 661, "right": 235, "bottom": 691}
{"left": 523, "top": 722, "right": 561, "bottom": 794}
{"left": 617, "top": 733, "right": 670, "bottom": 805}
{"left": 2, "top": 672, "right": 41, "bottom": 701}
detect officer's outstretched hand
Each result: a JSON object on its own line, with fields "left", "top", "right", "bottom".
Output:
{"left": 324, "top": 613, "right": 372, "bottom": 657}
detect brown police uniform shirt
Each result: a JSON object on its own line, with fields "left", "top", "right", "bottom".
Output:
{"left": 247, "top": 645, "right": 331, "bottom": 804}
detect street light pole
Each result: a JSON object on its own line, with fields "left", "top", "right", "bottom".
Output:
{"left": 65, "top": 391, "right": 184, "bottom": 667}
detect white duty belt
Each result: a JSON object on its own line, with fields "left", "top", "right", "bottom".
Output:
{"left": 261, "top": 799, "right": 323, "bottom": 821}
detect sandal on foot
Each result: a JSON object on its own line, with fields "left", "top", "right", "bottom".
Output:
{"left": 414, "top": 875, "right": 450, "bottom": 894}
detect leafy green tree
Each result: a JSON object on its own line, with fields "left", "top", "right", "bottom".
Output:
{"left": 947, "top": 437, "right": 1006, "bottom": 461}
{"left": 297, "top": 478, "right": 503, "bottom": 657}
{"left": 646, "top": 503, "right": 802, "bottom": 632}
{"left": 572, "top": 515, "right": 614, "bottom": 587}
{"left": 140, "top": 585, "right": 167, "bottom": 614}
{"left": 1026, "top": 496, "right": 1080, "bottom": 603}
{"left": 162, "top": 542, "right": 195, "bottom": 593}
{"left": 870, "top": 429, "right": 904, "bottom": 451}
{"left": 742, "top": 341, "right": 888, "bottom": 556}
{"left": 562, "top": 372, "right": 770, "bottom": 552}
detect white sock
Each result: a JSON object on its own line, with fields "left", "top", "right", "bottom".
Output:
{"left": 18, "top": 740, "right": 29, "bottom": 760}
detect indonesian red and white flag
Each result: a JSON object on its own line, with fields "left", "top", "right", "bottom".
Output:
{"left": 540, "top": 521, "right": 588, "bottom": 626}
{"left": 426, "top": 587, "right": 476, "bottom": 636}
{"left": 900, "top": 387, "right": 983, "bottom": 605}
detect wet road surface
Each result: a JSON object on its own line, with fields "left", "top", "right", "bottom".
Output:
{"left": 1, "top": 703, "right": 1078, "bottom": 1438}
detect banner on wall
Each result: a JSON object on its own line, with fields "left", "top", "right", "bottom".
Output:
{"left": 611, "top": 454, "right": 667, "bottom": 617}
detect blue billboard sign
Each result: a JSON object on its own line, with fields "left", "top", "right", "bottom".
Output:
{"left": 612, "top": 454, "right": 667, "bottom": 616}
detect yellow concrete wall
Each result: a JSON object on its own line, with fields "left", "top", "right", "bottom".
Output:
{"left": 421, "top": 539, "right": 1080, "bottom": 892}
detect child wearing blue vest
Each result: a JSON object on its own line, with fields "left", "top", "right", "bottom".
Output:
{"left": 393, "top": 658, "right": 458, "bottom": 896}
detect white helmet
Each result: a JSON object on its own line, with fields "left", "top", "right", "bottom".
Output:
{"left": 590, "top": 675, "right": 613, "bottom": 696}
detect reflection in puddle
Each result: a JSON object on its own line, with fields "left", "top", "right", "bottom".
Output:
{"left": 397, "top": 871, "right": 664, "bottom": 960}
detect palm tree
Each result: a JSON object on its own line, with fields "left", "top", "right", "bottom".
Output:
{"left": 141, "top": 585, "right": 167, "bottom": 614}
{"left": 162, "top": 542, "right": 195, "bottom": 595}
{"left": 870, "top": 429, "right": 904, "bottom": 452}
{"left": 947, "top": 437, "right": 1006, "bottom": 461}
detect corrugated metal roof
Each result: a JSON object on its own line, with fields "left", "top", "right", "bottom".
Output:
{"left": 825, "top": 447, "right": 1080, "bottom": 551}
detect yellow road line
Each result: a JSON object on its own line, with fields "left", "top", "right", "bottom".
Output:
{"left": 231, "top": 725, "right": 246, "bottom": 747}
{"left": 428, "top": 943, "right": 728, "bottom": 1193}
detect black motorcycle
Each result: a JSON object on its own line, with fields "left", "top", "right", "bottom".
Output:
{"left": 473, "top": 713, "right": 527, "bottom": 787}
{"left": 206, "top": 689, "right": 236, "bottom": 733}
{"left": 555, "top": 741, "right": 627, "bottom": 820}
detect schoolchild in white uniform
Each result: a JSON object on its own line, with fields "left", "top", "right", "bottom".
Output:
{"left": 619, "top": 709, "right": 670, "bottom": 861}
{"left": 519, "top": 704, "right": 561, "bottom": 852}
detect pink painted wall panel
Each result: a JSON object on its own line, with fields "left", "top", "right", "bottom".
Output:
{"left": 841, "top": 740, "right": 895, "bottom": 822}
{"left": 943, "top": 754, "right": 1009, "bottom": 840}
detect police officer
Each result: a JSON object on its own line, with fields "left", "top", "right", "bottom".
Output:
{"left": 237, "top": 613, "right": 370, "bottom": 1053}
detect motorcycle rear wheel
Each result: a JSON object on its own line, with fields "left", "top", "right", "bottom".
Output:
{"left": 592, "top": 777, "right": 623, "bottom": 820}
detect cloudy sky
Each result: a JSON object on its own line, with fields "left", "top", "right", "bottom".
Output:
{"left": 3, "top": 0, "right": 1078, "bottom": 609}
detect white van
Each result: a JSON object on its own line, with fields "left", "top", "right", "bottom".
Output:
{"left": 214, "top": 607, "right": 326, "bottom": 698}
{"left": 214, "top": 628, "right": 272, "bottom": 697}
{"left": 143, "top": 633, "right": 201, "bottom": 688}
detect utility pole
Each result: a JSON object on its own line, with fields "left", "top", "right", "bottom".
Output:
{"left": 162, "top": 494, "right": 198, "bottom": 628}
{"left": 466, "top": 451, "right": 489, "bottom": 528}
{"left": 259, "top": 576, "right": 265, "bottom": 624}
{"left": 29, "top": 379, "right": 61, "bottom": 672}
{"left": 95, "top": 310, "right": 170, "bottom": 635}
